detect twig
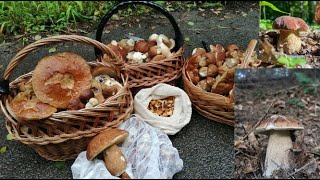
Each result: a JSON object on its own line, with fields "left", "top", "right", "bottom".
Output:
{"left": 289, "top": 157, "right": 320, "bottom": 177}
{"left": 240, "top": 99, "right": 277, "bottom": 140}
{"left": 241, "top": 39, "right": 258, "bottom": 68}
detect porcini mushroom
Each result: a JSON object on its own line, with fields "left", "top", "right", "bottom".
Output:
{"left": 87, "top": 128, "right": 129, "bottom": 177}
{"left": 32, "top": 52, "right": 92, "bottom": 109}
{"left": 255, "top": 115, "right": 304, "bottom": 178}
{"left": 273, "top": 16, "right": 309, "bottom": 54}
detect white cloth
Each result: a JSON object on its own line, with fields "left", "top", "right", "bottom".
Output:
{"left": 134, "top": 83, "right": 192, "bottom": 135}
{"left": 71, "top": 115, "right": 183, "bottom": 179}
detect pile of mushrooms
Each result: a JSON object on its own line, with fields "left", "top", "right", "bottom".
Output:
{"left": 87, "top": 128, "right": 130, "bottom": 178}
{"left": 8, "top": 52, "right": 123, "bottom": 120}
{"left": 106, "top": 34, "right": 175, "bottom": 63}
{"left": 186, "top": 44, "right": 254, "bottom": 96}
{"left": 255, "top": 115, "right": 304, "bottom": 178}
{"left": 148, "top": 96, "right": 175, "bottom": 117}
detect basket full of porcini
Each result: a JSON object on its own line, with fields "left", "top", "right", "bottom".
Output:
{"left": 182, "top": 40, "right": 258, "bottom": 126}
{"left": 95, "top": 1, "right": 184, "bottom": 95}
{"left": 0, "top": 35, "right": 133, "bottom": 161}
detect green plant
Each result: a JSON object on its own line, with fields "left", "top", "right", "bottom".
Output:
{"left": 294, "top": 72, "right": 319, "bottom": 95}
{"left": 277, "top": 57, "right": 306, "bottom": 68}
{"left": 287, "top": 97, "right": 305, "bottom": 108}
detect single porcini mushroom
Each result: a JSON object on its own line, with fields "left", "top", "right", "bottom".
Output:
{"left": 67, "top": 98, "right": 85, "bottom": 110}
{"left": 192, "top": 48, "right": 206, "bottom": 56}
{"left": 134, "top": 40, "right": 150, "bottom": 53}
{"left": 91, "top": 66, "right": 119, "bottom": 80}
{"left": 255, "top": 115, "right": 304, "bottom": 178}
{"left": 32, "top": 52, "right": 92, "bottom": 109}
{"left": 107, "top": 44, "right": 128, "bottom": 60}
{"left": 273, "top": 16, "right": 309, "bottom": 54}
{"left": 87, "top": 128, "right": 129, "bottom": 177}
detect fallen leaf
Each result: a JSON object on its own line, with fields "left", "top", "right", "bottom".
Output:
{"left": 6, "top": 134, "right": 13, "bottom": 141}
{"left": 48, "top": 47, "right": 57, "bottom": 53}
{"left": 184, "top": 37, "right": 190, "bottom": 42}
{"left": 241, "top": 12, "right": 247, "bottom": 17}
{"left": 104, "top": 30, "right": 110, "bottom": 34}
{"left": 198, "top": 8, "right": 205, "bottom": 12}
{"left": 0, "top": 146, "right": 6, "bottom": 154}
{"left": 54, "top": 161, "right": 65, "bottom": 168}
{"left": 212, "top": 10, "right": 221, "bottom": 15}
{"left": 188, "top": 21, "right": 195, "bottom": 26}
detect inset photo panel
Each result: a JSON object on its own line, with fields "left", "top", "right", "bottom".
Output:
{"left": 234, "top": 68, "right": 319, "bottom": 179}
{"left": 259, "top": 1, "right": 320, "bottom": 68}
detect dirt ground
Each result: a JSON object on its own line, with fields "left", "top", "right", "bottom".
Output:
{"left": 233, "top": 69, "right": 320, "bottom": 179}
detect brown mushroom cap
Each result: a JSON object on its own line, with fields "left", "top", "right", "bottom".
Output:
{"left": 32, "top": 52, "right": 92, "bottom": 109}
{"left": 255, "top": 115, "right": 304, "bottom": 135}
{"left": 9, "top": 92, "right": 57, "bottom": 120}
{"left": 273, "top": 16, "right": 309, "bottom": 31}
{"left": 86, "top": 128, "right": 129, "bottom": 161}
{"left": 91, "top": 66, "right": 118, "bottom": 79}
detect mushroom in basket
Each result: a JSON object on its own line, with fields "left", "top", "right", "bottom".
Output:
{"left": 106, "top": 34, "right": 175, "bottom": 64}
{"left": 186, "top": 44, "right": 242, "bottom": 96}
{"left": 87, "top": 128, "right": 129, "bottom": 178}
{"left": 7, "top": 79, "right": 57, "bottom": 120}
{"left": 32, "top": 52, "right": 92, "bottom": 109}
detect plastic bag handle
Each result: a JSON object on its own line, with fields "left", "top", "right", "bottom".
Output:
{"left": 95, "top": 1, "right": 184, "bottom": 57}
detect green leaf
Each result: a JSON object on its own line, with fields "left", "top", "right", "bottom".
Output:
{"left": 292, "top": 58, "right": 306, "bottom": 64}
{"left": 277, "top": 57, "right": 289, "bottom": 65}
{"left": 260, "top": 1, "right": 290, "bottom": 15}
{"left": 48, "top": 47, "right": 56, "bottom": 53}
{"left": 54, "top": 161, "right": 65, "bottom": 168}
{"left": 0, "top": 146, "right": 7, "bottom": 154}
{"left": 6, "top": 134, "right": 13, "bottom": 141}
{"left": 287, "top": 98, "right": 305, "bottom": 108}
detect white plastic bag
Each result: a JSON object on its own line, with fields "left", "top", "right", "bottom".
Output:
{"left": 134, "top": 83, "right": 192, "bottom": 135}
{"left": 71, "top": 115, "right": 183, "bottom": 179}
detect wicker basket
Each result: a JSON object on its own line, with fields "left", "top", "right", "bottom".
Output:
{"left": 95, "top": 1, "right": 185, "bottom": 95}
{"left": 0, "top": 35, "right": 133, "bottom": 161}
{"left": 182, "top": 40, "right": 258, "bottom": 126}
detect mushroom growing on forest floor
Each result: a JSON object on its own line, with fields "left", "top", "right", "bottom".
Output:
{"left": 255, "top": 115, "right": 304, "bottom": 178}
{"left": 87, "top": 128, "right": 129, "bottom": 177}
{"left": 273, "top": 16, "right": 309, "bottom": 54}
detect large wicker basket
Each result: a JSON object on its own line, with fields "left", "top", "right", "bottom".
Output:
{"left": 95, "top": 1, "right": 185, "bottom": 95}
{"left": 182, "top": 40, "right": 258, "bottom": 126}
{"left": 0, "top": 35, "right": 133, "bottom": 161}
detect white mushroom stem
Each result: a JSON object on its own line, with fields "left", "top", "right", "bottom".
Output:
{"left": 278, "top": 29, "right": 302, "bottom": 54}
{"left": 264, "top": 130, "right": 292, "bottom": 178}
{"left": 156, "top": 35, "right": 172, "bottom": 58}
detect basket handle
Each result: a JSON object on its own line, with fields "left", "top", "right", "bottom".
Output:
{"left": 95, "top": 0, "right": 184, "bottom": 58}
{"left": 0, "top": 35, "right": 119, "bottom": 95}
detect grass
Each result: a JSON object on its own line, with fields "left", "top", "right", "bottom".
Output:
{"left": 0, "top": 1, "right": 223, "bottom": 37}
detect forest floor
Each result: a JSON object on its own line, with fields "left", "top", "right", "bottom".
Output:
{"left": 259, "top": 30, "right": 320, "bottom": 68}
{"left": 234, "top": 69, "right": 320, "bottom": 179}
